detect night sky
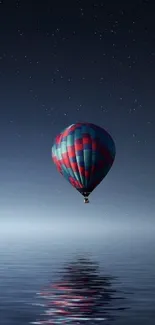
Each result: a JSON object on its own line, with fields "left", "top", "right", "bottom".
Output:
{"left": 0, "top": 0, "right": 155, "bottom": 234}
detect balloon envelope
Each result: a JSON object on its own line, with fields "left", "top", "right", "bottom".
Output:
{"left": 52, "top": 123, "right": 116, "bottom": 198}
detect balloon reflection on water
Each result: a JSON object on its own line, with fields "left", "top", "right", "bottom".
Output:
{"left": 31, "top": 257, "right": 127, "bottom": 324}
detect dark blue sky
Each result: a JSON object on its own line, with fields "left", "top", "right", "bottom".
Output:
{"left": 0, "top": 0, "right": 155, "bottom": 230}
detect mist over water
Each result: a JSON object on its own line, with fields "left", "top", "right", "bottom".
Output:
{"left": 0, "top": 220, "right": 155, "bottom": 324}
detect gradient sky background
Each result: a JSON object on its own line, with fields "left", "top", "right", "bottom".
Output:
{"left": 0, "top": 0, "right": 155, "bottom": 234}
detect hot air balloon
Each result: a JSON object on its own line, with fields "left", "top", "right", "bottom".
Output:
{"left": 52, "top": 123, "right": 116, "bottom": 203}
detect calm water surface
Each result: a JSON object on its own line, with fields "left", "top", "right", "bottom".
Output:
{"left": 0, "top": 231, "right": 155, "bottom": 325}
